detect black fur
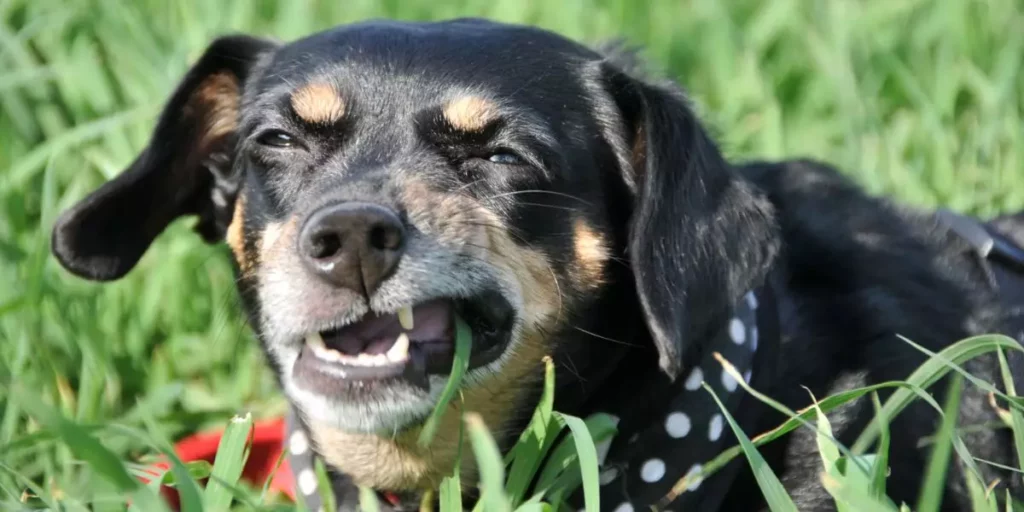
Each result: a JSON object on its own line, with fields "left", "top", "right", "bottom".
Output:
{"left": 50, "top": 19, "right": 1024, "bottom": 511}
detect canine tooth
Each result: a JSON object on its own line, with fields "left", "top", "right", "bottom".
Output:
{"left": 306, "top": 333, "right": 343, "bottom": 362}
{"left": 305, "top": 333, "right": 326, "bottom": 349}
{"left": 387, "top": 333, "right": 410, "bottom": 362}
{"left": 398, "top": 305, "right": 414, "bottom": 330}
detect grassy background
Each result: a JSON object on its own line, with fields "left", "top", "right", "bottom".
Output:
{"left": 1, "top": 0, "right": 1022, "bottom": 508}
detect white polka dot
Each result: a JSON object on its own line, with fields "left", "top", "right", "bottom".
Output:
{"left": 297, "top": 468, "right": 318, "bottom": 496}
{"left": 744, "top": 369, "right": 753, "bottom": 383}
{"left": 665, "top": 412, "right": 692, "bottom": 438}
{"left": 640, "top": 458, "right": 666, "bottom": 482}
{"left": 750, "top": 327, "right": 759, "bottom": 352}
{"left": 600, "top": 468, "right": 619, "bottom": 485}
{"left": 746, "top": 291, "right": 758, "bottom": 309}
{"left": 613, "top": 502, "right": 634, "bottom": 512}
{"left": 684, "top": 366, "right": 703, "bottom": 391}
{"left": 729, "top": 318, "right": 746, "bottom": 344}
{"left": 722, "top": 370, "right": 738, "bottom": 392}
{"left": 289, "top": 430, "right": 309, "bottom": 456}
{"left": 708, "top": 414, "right": 724, "bottom": 441}
{"left": 684, "top": 464, "right": 704, "bottom": 491}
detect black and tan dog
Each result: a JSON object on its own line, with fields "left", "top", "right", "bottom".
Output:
{"left": 51, "top": 19, "right": 1024, "bottom": 511}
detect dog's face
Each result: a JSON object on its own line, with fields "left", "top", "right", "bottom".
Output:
{"left": 52, "top": 19, "right": 777, "bottom": 489}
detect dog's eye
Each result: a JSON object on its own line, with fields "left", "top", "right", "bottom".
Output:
{"left": 487, "top": 152, "right": 524, "bottom": 165}
{"left": 256, "top": 130, "right": 297, "bottom": 148}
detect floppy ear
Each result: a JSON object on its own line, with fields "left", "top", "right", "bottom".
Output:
{"left": 603, "top": 63, "right": 781, "bottom": 379}
{"left": 51, "top": 35, "right": 276, "bottom": 281}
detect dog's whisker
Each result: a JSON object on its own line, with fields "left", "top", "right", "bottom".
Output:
{"left": 571, "top": 326, "right": 639, "bottom": 347}
{"left": 480, "top": 189, "right": 594, "bottom": 206}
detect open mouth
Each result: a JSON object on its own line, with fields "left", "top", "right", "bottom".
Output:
{"left": 292, "top": 290, "right": 515, "bottom": 390}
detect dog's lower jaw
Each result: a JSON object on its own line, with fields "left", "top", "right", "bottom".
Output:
{"left": 303, "top": 331, "right": 551, "bottom": 492}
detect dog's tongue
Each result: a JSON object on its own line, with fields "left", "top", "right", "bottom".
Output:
{"left": 326, "top": 300, "right": 454, "bottom": 355}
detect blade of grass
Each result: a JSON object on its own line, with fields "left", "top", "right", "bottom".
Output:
{"left": 807, "top": 388, "right": 841, "bottom": 476}
{"left": 465, "top": 413, "right": 511, "bottom": 512}
{"left": 419, "top": 314, "right": 472, "bottom": 447}
{"left": 869, "top": 392, "right": 891, "bottom": 501}
{"left": 533, "top": 413, "right": 617, "bottom": 496}
{"left": 820, "top": 472, "right": 899, "bottom": 512}
{"left": 202, "top": 413, "right": 253, "bottom": 512}
{"left": 138, "top": 410, "right": 204, "bottom": 512}
{"left": 702, "top": 382, "right": 799, "bottom": 512}
{"left": 965, "top": 471, "right": 998, "bottom": 512}
{"left": 852, "top": 334, "right": 1021, "bottom": 453}
{"left": 996, "top": 347, "right": 1024, "bottom": 484}
{"left": 314, "top": 457, "right": 337, "bottom": 512}
{"left": 439, "top": 399, "right": 464, "bottom": 512}
{"left": 359, "top": 486, "right": 381, "bottom": 512}
{"left": 506, "top": 356, "right": 559, "bottom": 505}
{"left": 916, "top": 375, "right": 964, "bottom": 512}
{"left": 900, "top": 335, "right": 1024, "bottom": 415}
{"left": 551, "top": 412, "right": 602, "bottom": 512}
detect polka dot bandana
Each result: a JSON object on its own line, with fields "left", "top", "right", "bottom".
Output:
{"left": 287, "top": 285, "right": 779, "bottom": 511}
{"left": 570, "top": 286, "right": 779, "bottom": 511}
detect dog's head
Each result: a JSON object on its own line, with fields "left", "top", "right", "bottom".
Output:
{"left": 52, "top": 19, "right": 777, "bottom": 489}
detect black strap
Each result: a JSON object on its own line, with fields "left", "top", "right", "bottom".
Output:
{"left": 937, "top": 209, "right": 1024, "bottom": 279}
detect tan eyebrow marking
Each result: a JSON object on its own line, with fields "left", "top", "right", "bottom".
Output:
{"left": 290, "top": 82, "right": 345, "bottom": 124}
{"left": 442, "top": 96, "right": 497, "bottom": 132}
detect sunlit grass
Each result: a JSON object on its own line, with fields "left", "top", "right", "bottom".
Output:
{"left": 2, "top": 0, "right": 1022, "bottom": 510}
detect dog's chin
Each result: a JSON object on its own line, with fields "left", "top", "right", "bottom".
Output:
{"left": 278, "top": 290, "right": 517, "bottom": 434}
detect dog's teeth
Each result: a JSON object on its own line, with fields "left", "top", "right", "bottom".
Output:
{"left": 306, "top": 332, "right": 326, "bottom": 349}
{"left": 398, "top": 305, "right": 414, "bottom": 330}
{"left": 306, "top": 333, "right": 343, "bottom": 362}
{"left": 387, "top": 333, "right": 410, "bottom": 362}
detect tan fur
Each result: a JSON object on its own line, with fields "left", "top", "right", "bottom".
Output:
{"left": 290, "top": 82, "right": 346, "bottom": 124}
{"left": 572, "top": 218, "right": 609, "bottom": 290}
{"left": 226, "top": 195, "right": 249, "bottom": 272}
{"left": 258, "top": 217, "right": 299, "bottom": 268}
{"left": 307, "top": 179, "right": 563, "bottom": 490}
{"left": 442, "top": 96, "right": 497, "bottom": 132}
{"left": 186, "top": 72, "right": 240, "bottom": 155}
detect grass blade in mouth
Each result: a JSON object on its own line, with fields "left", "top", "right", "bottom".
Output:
{"left": 418, "top": 312, "right": 473, "bottom": 447}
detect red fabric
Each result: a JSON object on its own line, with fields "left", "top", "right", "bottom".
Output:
{"left": 138, "top": 417, "right": 296, "bottom": 509}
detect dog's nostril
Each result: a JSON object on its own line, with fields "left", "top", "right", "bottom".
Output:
{"left": 310, "top": 232, "right": 343, "bottom": 259}
{"left": 369, "top": 225, "right": 402, "bottom": 251}
{"left": 298, "top": 202, "right": 405, "bottom": 295}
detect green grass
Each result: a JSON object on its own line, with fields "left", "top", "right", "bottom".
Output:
{"left": 1, "top": 0, "right": 1023, "bottom": 510}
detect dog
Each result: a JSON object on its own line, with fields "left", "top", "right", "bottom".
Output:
{"left": 50, "top": 19, "right": 1024, "bottom": 511}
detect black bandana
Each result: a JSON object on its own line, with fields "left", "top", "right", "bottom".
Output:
{"left": 288, "top": 286, "right": 779, "bottom": 512}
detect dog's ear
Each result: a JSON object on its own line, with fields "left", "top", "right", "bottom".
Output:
{"left": 51, "top": 35, "right": 276, "bottom": 281}
{"left": 602, "top": 62, "right": 780, "bottom": 379}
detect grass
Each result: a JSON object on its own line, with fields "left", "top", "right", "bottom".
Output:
{"left": 1, "top": 0, "right": 1023, "bottom": 510}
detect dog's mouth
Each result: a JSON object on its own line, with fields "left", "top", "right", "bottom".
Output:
{"left": 292, "top": 290, "right": 515, "bottom": 390}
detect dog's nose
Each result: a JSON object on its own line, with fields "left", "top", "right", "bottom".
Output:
{"left": 298, "top": 202, "right": 405, "bottom": 295}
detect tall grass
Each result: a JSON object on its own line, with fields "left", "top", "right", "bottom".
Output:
{"left": 1, "top": 0, "right": 1022, "bottom": 510}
